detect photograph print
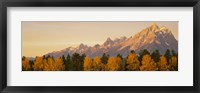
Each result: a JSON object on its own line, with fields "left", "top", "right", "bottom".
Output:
{"left": 22, "top": 21, "right": 178, "bottom": 71}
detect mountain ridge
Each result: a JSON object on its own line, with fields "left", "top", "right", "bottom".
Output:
{"left": 30, "top": 23, "right": 178, "bottom": 59}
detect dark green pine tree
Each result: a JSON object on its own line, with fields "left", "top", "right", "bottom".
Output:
{"left": 164, "top": 49, "right": 171, "bottom": 63}
{"left": 130, "top": 50, "right": 135, "bottom": 54}
{"left": 42, "top": 55, "right": 46, "bottom": 59}
{"left": 62, "top": 55, "right": 66, "bottom": 63}
{"left": 171, "top": 50, "right": 178, "bottom": 57}
{"left": 71, "top": 53, "right": 83, "bottom": 71}
{"left": 46, "top": 55, "right": 51, "bottom": 60}
{"left": 61, "top": 55, "right": 66, "bottom": 70}
{"left": 66, "top": 54, "right": 72, "bottom": 71}
{"left": 29, "top": 60, "right": 34, "bottom": 71}
{"left": 101, "top": 53, "right": 109, "bottom": 64}
{"left": 79, "top": 54, "right": 86, "bottom": 71}
{"left": 66, "top": 54, "right": 71, "bottom": 63}
{"left": 81, "top": 54, "right": 86, "bottom": 62}
{"left": 171, "top": 50, "right": 178, "bottom": 66}
{"left": 117, "top": 53, "right": 123, "bottom": 59}
{"left": 151, "top": 50, "right": 161, "bottom": 62}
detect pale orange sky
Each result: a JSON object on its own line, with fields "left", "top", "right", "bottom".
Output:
{"left": 22, "top": 21, "right": 178, "bottom": 57}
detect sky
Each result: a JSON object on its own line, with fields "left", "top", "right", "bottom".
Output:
{"left": 22, "top": 21, "right": 178, "bottom": 57}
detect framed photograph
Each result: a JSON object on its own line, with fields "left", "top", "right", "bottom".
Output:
{"left": 0, "top": 0, "right": 199, "bottom": 93}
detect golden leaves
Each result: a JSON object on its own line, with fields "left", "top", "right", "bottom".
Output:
{"left": 126, "top": 53, "right": 140, "bottom": 71}
{"left": 106, "top": 57, "right": 122, "bottom": 71}
{"left": 23, "top": 50, "right": 178, "bottom": 71}
{"left": 158, "top": 56, "right": 169, "bottom": 71}
{"left": 22, "top": 57, "right": 31, "bottom": 71}
{"left": 33, "top": 56, "right": 44, "bottom": 71}
{"left": 31, "top": 56, "right": 65, "bottom": 71}
{"left": 140, "top": 54, "right": 158, "bottom": 71}
{"left": 83, "top": 56, "right": 94, "bottom": 71}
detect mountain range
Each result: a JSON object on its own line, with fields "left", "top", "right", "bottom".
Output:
{"left": 40, "top": 23, "right": 178, "bottom": 58}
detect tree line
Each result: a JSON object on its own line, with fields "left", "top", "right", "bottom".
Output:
{"left": 22, "top": 49, "right": 178, "bottom": 71}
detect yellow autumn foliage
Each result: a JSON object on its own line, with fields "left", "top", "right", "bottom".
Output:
{"left": 43, "top": 57, "right": 55, "bottom": 71}
{"left": 24, "top": 50, "right": 178, "bottom": 71}
{"left": 106, "top": 57, "right": 122, "bottom": 71}
{"left": 158, "top": 56, "right": 169, "bottom": 71}
{"left": 22, "top": 57, "right": 31, "bottom": 71}
{"left": 126, "top": 53, "right": 140, "bottom": 71}
{"left": 32, "top": 56, "right": 44, "bottom": 71}
{"left": 55, "top": 58, "right": 65, "bottom": 71}
{"left": 93, "top": 56, "right": 104, "bottom": 71}
{"left": 43, "top": 57, "right": 65, "bottom": 71}
{"left": 140, "top": 54, "right": 158, "bottom": 71}
{"left": 83, "top": 56, "right": 94, "bottom": 71}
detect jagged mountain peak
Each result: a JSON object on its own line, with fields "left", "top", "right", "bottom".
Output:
{"left": 106, "top": 37, "right": 112, "bottom": 42}
{"left": 160, "top": 26, "right": 168, "bottom": 31}
{"left": 77, "top": 43, "right": 88, "bottom": 49}
{"left": 149, "top": 23, "right": 159, "bottom": 32}
{"left": 79, "top": 43, "right": 84, "bottom": 45}
{"left": 159, "top": 26, "right": 172, "bottom": 33}
{"left": 44, "top": 23, "right": 177, "bottom": 58}
{"left": 103, "top": 37, "right": 114, "bottom": 46}
{"left": 135, "top": 23, "right": 173, "bottom": 38}
{"left": 127, "top": 24, "right": 177, "bottom": 54}
{"left": 114, "top": 36, "right": 127, "bottom": 42}
{"left": 94, "top": 44, "right": 100, "bottom": 48}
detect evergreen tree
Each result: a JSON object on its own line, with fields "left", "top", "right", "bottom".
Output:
{"left": 66, "top": 54, "right": 71, "bottom": 63}
{"left": 65, "top": 54, "right": 71, "bottom": 71}
{"left": 117, "top": 53, "right": 123, "bottom": 59}
{"left": 101, "top": 53, "right": 108, "bottom": 64}
{"left": 62, "top": 55, "right": 66, "bottom": 62}
{"left": 169, "top": 56, "right": 178, "bottom": 71}
{"left": 171, "top": 50, "right": 178, "bottom": 58}
{"left": 130, "top": 50, "right": 135, "bottom": 54}
{"left": 71, "top": 53, "right": 83, "bottom": 71}
{"left": 29, "top": 60, "right": 34, "bottom": 71}
{"left": 151, "top": 50, "right": 161, "bottom": 62}
{"left": 164, "top": 49, "right": 171, "bottom": 63}
{"left": 46, "top": 55, "right": 51, "bottom": 60}
{"left": 42, "top": 55, "right": 46, "bottom": 59}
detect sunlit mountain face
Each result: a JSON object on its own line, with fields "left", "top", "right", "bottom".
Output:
{"left": 39, "top": 23, "right": 178, "bottom": 59}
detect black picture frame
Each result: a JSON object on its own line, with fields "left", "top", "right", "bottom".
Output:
{"left": 0, "top": 0, "right": 199, "bottom": 93}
